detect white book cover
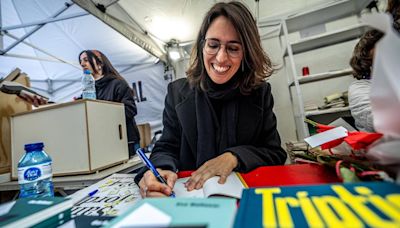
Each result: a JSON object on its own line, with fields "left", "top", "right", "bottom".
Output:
{"left": 69, "top": 173, "right": 141, "bottom": 217}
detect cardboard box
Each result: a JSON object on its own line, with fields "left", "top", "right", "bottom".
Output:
{"left": 11, "top": 100, "right": 129, "bottom": 179}
{"left": 0, "top": 69, "right": 32, "bottom": 175}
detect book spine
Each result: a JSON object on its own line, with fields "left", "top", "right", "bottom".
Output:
{"left": 233, "top": 190, "right": 249, "bottom": 228}
{"left": 236, "top": 173, "right": 248, "bottom": 188}
{"left": 32, "top": 209, "right": 71, "bottom": 228}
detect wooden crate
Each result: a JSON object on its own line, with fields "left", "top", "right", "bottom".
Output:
{"left": 10, "top": 100, "right": 129, "bottom": 179}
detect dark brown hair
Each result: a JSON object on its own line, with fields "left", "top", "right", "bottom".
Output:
{"left": 349, "top": 30, "right": 384, "bottom": 80}
{"left": 78, "top": 50, "right": 125, "bottom": 80}
{"left": 186, "top": 1, "right": 274, "bottom": 94}
{"left": 387, "top": 0, "right": 400, "bottom": 30}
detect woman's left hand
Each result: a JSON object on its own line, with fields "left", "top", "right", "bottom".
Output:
{"left": 185, "top": 152, "right": 238, "bottom": 191}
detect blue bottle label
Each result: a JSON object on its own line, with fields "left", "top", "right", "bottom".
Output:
{"left": 18, "top": 162, "right": 52, "bottom": 184}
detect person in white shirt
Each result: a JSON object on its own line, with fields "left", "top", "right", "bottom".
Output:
{"left": 348, "top": 29, "right": 383, "bottom": 132}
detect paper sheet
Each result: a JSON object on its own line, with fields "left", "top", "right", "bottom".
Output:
{"left": 304, "top": 126, "right": 348, "bottom": 148}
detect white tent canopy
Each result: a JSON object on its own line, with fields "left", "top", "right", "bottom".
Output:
{"left": 0, "top": 0, "right": 332, "bottom": 98}
{"left": 0, "top": 0, "right": 172, "bottom": 130}
{"left": 0, "top": 0, "right": 160, "bottom": 101}
{"left": 1, "top": 0, "right": 333, "bottom": 134}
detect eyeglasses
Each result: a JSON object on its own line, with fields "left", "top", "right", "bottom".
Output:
{"left": 203, "top": 38, "right": 243, "bottom": 58}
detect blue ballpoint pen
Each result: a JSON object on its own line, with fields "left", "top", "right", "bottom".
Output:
{"left": 88, "top": 189, "right": 98, "bottom": 197}
{"left": 136, "top": 148, "right": 176, "bottom": 197}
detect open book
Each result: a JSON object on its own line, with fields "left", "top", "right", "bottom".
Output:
{"left": 173, "top": 172, "right": 246, "bottom": 199}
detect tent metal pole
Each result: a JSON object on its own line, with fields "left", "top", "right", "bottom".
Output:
{"left": 3, "top": 53, "right": 70, "bottom": 63}
{"left": 255, "top": 0, "right": 259, "bottom": 25}
{"left": 31, "top": 79, "right": 80, "bottom": 82}
{"left": 1, "top": 1, "right": 74, "bottom": 54}
{"left": 105, "top": 0, "right": 120, "bottom": 8}
{"left": 30, "top": 79, "right": 80, "bottom": 95}
{"left": 47, "top": 79, "right": 54, "bottom": 94}
{"left": 1, "top": 12, "right": 88, "bottom": 31}
{"left": 110, "top": 3, "right": 148, "bottom": 36}
{"left": 30, "top": 86, "right": 50, "bottom": 94}
{"left": 119, "top": 62, "right": 156, "bottom": 74}
{"left": 0, "top": 0, "right": 3, "bottom": 50}
{"left": 72, "top": 0, "right": 167, "bottom": 63}
{"left": 51, "top": 80, "right": 79, "bottom": 93}
{"left": 3, "top": 32, "right": 80, "bottom": 68}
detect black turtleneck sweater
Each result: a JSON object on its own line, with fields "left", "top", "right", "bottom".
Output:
{"left": 205, "top": 74, "right": 240, "bottom": 123}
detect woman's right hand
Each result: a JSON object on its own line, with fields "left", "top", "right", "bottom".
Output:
{"left": 18, "top": 93, "right": 48, "bottom": 107}
{"left": 138, "top": 169, "right": 177, "bottom": 198}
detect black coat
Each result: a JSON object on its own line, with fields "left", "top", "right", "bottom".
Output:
{"left": 135, "top": 78, "right": 286, "bottom": 183}
{"left": 95, "top": 75, "right": 140, "bottom": 155}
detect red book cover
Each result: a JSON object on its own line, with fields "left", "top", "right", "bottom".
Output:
{"left": 178, "top": 164, "right": 340, "bottom": 188}
{"left": 240, "top": 164, "right": 340, "bottom": 187}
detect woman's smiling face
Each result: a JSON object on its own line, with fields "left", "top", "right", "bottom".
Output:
{"left": 203, "top": 16, "right": 243, "bottom": 84}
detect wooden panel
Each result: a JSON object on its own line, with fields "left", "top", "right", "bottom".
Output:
{"left": 11, "top": 102, "right": 89, "bottom": 178}
{"left": 86, "top": 101, "right": 128, "bottom": 170}
{"left": 137, "top": 123, "right": 151, "bottom": 148}
{"left": 0, "top": 73, "right": 31, "bottom": 174}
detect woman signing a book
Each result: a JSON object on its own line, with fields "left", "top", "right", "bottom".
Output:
{"left": 135, "top": 1, "right": 287, "bottom": 197}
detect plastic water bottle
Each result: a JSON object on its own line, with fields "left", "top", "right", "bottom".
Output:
{"left": 18, "top": 142, "right": 54, "bottom": 198}
{"left": 82, "top": 69, "right": 96, "bottom": 100}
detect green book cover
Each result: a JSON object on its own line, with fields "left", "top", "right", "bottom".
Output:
{"left": 107, "top": 198, "right": 237, "bottom": 228}
{"left": 0, "top": 196, "right": 72, "bottom": 228}
{"left": 73, "top": 215, "right": 115, "bottom": 228}
{"left": 32, "top": 208, "right": 72, "bottom": 228}
{"left": 234, "top": 181, "right": 400, "bottom": 228}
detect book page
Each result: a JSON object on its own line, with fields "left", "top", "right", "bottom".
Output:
{"left": 202, "top": 173, "right": 244, "bottom": 199}
{"left": 173, "top": 177, "right": 205, "bottom": 198}
{"left": 173, "top": 173, "right": 244, "bottom": 199}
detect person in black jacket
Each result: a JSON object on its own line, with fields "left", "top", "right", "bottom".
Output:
{"left": 79, "top": 50, "right": 140, "bottom": 157}
{"left": 136, "top": 1, "right": 287, "bottom": 197}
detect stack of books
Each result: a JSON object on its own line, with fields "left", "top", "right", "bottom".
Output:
{"left": 0, "top": 197, "right": 72, "bottom": 227}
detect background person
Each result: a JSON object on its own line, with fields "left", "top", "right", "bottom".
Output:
{"left": 79, "top": 50, "right": 141, "bottom": 156}
{"left": 387, "top": 0, "right": 400, "bottom": 31}
{"left": 348, "top": 29, "right": 384, "bottom": 132}
{"left": 135, "top": 1, "right": 287, "bottom": 198}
